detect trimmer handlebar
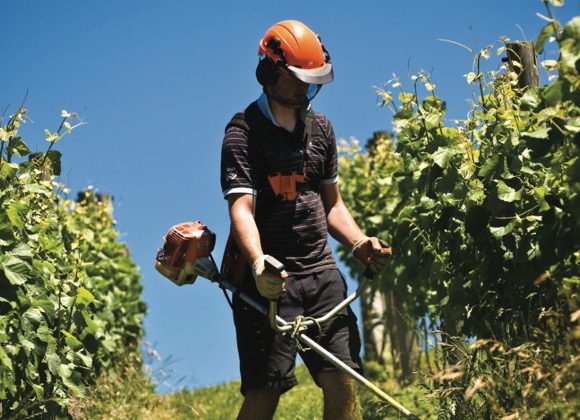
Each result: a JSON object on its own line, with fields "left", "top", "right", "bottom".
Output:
{"left": 263, "top": 252, "right": 379, "bottom": 335}
{"left": 219, "top": 261, "right": 418, "bottom": 419}
{"left": 156, "top": 222, "right": 418, "bottom": 418}
{"left": 268, "top": 278, "right": 369, "bottom": 334}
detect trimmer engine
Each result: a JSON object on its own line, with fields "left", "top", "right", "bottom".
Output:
{"left": 155, "top": 221, "right": 219, "bottom": 285}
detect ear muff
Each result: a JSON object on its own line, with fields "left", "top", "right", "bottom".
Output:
{"left": 256, "top": 37, "right": 286, "bottom": 86}
{"left": 256, "top": 56, "right": 279, "bottom": 86}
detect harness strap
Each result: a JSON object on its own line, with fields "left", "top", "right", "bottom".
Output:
{"left": 226, "top": 103, "right": 323, "bottom": 201}
{"left": 300, "top": 112, "right": 316, "bottom": 174}
{"left": 225, "top": 112, "right": 249, "bottom": 133}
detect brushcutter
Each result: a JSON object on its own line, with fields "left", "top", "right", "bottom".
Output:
{"left": 155, "top": 221, "right": 420, "bottom": 419}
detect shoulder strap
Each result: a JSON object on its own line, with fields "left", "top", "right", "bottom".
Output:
{"left": 225, "top": 104, "right": 321, "bottom": 198}
{"left": 300, "top": 112, "right": 321, "bottom": 173}
{"left": 225, "top": 112, "right": 249, "bottom": 133}
{"left": 225, "top": 102, "right": 263, "bottom": 134}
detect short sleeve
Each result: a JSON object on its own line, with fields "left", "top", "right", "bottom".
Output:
{"left": 220, "top": 126, "right": 257, "bottom": 197}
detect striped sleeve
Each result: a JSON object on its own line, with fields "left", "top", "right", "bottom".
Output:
{"left": 220, "top": 126, "right": 257, "bottom": 198}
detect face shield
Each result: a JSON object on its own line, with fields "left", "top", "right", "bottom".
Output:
{"left": 307, "top": 83, "right": 323, "bottom": 102}
{"left": 264, "top": 67, "right": 326, "bottom": 108}
{"left": 287, "top": 62, "right": 332, "bottom": 103}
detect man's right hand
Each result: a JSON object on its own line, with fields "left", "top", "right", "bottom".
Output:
{"left": 252, "top": 255, "right": 288, "bottom": 299}
{"left": 352, "top": 236, "right": 392, "bottom": 276}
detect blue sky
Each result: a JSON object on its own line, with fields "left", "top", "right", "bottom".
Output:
{"left": 2, "top": 1, "right": 577, "bottom": 394}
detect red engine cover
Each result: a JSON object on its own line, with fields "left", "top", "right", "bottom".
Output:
{"left": 156, "top": 221, "right": 215, "bottom": 270}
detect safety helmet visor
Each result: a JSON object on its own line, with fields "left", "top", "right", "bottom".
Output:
{"left": 287, "top": 63, "right": 334, "bottom": 85}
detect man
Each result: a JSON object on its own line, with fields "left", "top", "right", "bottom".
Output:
{"left": 220, "top": 20, "right": 391, "bottom": 420}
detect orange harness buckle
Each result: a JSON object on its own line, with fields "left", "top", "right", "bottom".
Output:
{"left": 268, "top": 172, "right": 306, "bottom": 201}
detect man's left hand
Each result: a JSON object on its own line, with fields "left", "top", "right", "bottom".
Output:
{"left": 352, "top": 236, "right": 392, "bottom": 275}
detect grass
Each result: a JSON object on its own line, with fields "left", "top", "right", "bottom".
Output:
{"left": 67, "top": 311, "right": 580, "bottom": 418}
{"left": 166, "top": 361, "right": 435, "bottom": 419}
{"left": 68, "top": 352, "right": 182, "bottom": 420}
{"left": 70, "top": 353, "right": 433, "bottom": 419}
{"left": 167, "top": 365, "right": 325, "bottom": 419}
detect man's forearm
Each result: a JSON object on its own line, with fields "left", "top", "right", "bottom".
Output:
{"left": 326, "top": 201, "right": 366, "bottom": 249}
{"left": 228, "top": 194, "right": 263, "bottom": 265}
{"left": 232, "top": 214, "right": 263, "bottom": 265}
{"left": 321, "top": 183, "right": 366, "bottom": 249}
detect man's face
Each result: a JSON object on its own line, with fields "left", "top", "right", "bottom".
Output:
{"left": 266, "top": 69, "right": 309, "bottom": 108}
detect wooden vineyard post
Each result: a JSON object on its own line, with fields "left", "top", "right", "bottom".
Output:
{"left": 505, "top": 41, "right": 540, "bottom": 90}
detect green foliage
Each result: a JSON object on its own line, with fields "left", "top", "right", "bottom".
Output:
{"left": 0, "top": 106, "right": 146, "bottom": 417}
{"left": 338, "top": 8, "right": 579, "bottom": 419}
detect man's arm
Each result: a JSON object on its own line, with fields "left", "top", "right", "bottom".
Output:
{"left": 320, "top": 182, "right": 366, "bottom": 248}
{"left": 227, "top": 192, "right": 287, "bottom": 298}
{"left": 321, "top": 182, "right": 392, "bottom": 274}
{"left": 227, "top": 193, "right": 262, "bottom": 264}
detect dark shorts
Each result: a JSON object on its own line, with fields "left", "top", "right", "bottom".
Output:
{"left": 232, "top": 268, "right": 363, "bottom": 395}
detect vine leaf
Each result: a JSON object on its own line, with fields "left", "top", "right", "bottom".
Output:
{"left": 61, "top": 330, "right": 83, "bottom": 351}
{"left": 432, "top": 147, "right": 455, "bottom": 168}
{"left": 45, "top": 351, "right": 61, "bottom": 376}
{"left": 535, "top": 22, "right": 556, "bottom": 54}
{"left": 81, "top": 311, "right": 100, "bottom": 336}
{"left": 59, "top": 364, "right": 85, "bottom": 396}
{"left": 489, "top": 219, "right": 517, "bottom": 238}
{"left": 522, "top": 128, "right": 550, "bottom": 139}
{"left": 0, "top": 346, "right": 14, "bottom": 371}
{"left": 24, "top": 183, "right": 52, "bottom": 197}
{"left": 76, "top": 287, "right": 95, "bottom": 308}
{"left": 7, "top": 137, "right": 31, "bottom": 158}
{"left": 0, "top": 255, "right": 32, "bottom": 285}
{"left": 497, "top": 180, "right": 522, "bottom": 202}
{"left": 479, "top": 154, "right": 500, "bottom": 177}
{"left": 6, "top": 202, "right": 26, "bottom": 232}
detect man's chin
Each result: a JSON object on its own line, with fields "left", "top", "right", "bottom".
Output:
{"left": 269, "top": 94, "right": 308, "bottom": 109}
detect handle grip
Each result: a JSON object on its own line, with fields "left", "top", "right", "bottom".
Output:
{"left": 264, "top": 256, "right": 285, "bottom": 305}
{"left": 264, "top": 255, "right": 285, "bottom": 275}
{"left": 379, "top": 239, "right": 391, "bottom": 249}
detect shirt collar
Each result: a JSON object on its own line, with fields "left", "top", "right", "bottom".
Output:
{"left": 257, "top": 92, "right": 312, "bottom": 127}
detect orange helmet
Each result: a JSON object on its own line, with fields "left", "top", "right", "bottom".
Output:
{"left": 256, "top": 20, "right": 333, "bottom": 86}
